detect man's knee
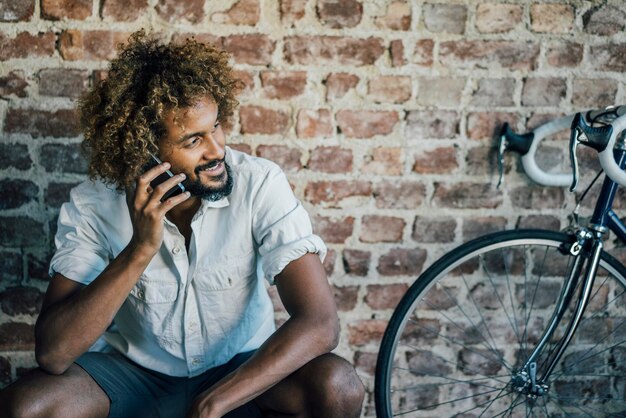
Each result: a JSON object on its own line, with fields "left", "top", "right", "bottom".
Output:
{"left": 0, "top": 381, "right": 54, "bottom": 418}
{"left": 305, "top": 354, "right": 365, "bottom": 417}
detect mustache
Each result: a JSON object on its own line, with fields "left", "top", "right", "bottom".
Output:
{"left": 195, "top": 159, "right": 225, "bottom": 174}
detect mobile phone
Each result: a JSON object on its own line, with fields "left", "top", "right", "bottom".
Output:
{"left": 144, "top": 153, "right": 186, "bottom": 202}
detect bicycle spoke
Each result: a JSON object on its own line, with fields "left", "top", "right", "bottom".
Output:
{"left": 391, "top": 367, "right": 508, "bottom": 391}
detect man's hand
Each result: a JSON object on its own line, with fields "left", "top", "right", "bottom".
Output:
{"left": 126, "top": 161, "right": 190, "bottom": 256}
{"left": 186, "top": 396, "right": 221, "bottom": 418}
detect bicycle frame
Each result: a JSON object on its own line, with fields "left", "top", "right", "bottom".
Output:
{"left": 516, "top": 147, "right": 626, "bottom": 392}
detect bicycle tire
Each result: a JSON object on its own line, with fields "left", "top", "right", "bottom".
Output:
{"left": 375, "top": 229, "right": 626, "bottom": 417}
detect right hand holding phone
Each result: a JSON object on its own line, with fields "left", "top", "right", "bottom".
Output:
{"left": 127, "top": 161, "right": 190, "bottom": 256}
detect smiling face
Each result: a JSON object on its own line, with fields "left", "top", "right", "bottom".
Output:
{"left": 158, "top": 96, "right": 233, "bottom": 202}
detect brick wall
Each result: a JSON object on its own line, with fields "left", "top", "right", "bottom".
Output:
{"left": 1, "top": 0, "right": 625, "bottom": 414}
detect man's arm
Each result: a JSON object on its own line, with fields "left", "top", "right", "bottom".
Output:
{"left": 188, "top": 252, "right": 339, "bottom": 418}
{"left": 35, "top": 164, "right": 190, "bottom": 375}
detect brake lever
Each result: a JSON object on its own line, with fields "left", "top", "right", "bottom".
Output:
{"left": 568, "top": 113, "right": 613, "bottom": 192}
{"left": 497, "top": 123, "right": 534, "bottom": 189}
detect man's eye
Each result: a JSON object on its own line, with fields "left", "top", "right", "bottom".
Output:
{"left": 185, "top": 137, "right": 200, "bottom": 148}
{"left": 212, "top": 121, "right": 220, "bottom": 131}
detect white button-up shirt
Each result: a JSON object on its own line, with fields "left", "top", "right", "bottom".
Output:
{"left": 49, "top": 148, "right": 326, "bottom": 377}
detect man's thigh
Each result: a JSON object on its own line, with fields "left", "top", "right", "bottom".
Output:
{"left": 253, "top": 353, "right": 364, "bottom": 418}
{"left": 0, "top": 364, "right": 110, "bottom": 418}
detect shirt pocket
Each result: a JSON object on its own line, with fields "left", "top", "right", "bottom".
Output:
{"left": 195, "top": 250, "right": 256, "bottom": 291}
{"left": 125, "top": 274, "right": 179, "bottom": 344}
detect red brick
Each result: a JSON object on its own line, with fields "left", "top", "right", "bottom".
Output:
{"left": 41, "top": 0, "right": 92, "bottom": 20}
{"left": 39, "top": 68, "right": 89, "bottom": 98}
{"left": 518, "top": 215, "right": 560, "bottom": 231}
{"left": 0, "top": 179, "right": 38, "bottom": 210}
{"left": 232, "top": 70, "right": 255, "bottom": 96}
{"left": 0, "top": 143, "right": 32, "bottom": 170}
{"left": 571, "top": 79, "right": 617, "bottom": 108}
{"left": 284, "top": 36, "right": 384, "bottom": 66}
{"left": 296, "top": 109, "right": 333, "bottom": 138}
{"left": 41, "top": 143, "right": 88, "bottom": 173}
{"left": 589, "top": 44, "right": 626, "bottom": 72}
{"left": 4, "top": 108, "right": 80, "bottom": 138}
{"left": 423, "top": 3, "right": 467, "bottom": 34}
{"left": 531, "top": 4, "right": 574, "bottom": 34}
{"left": 405, "top": 110, "right": 460, "bottom": 139}
{"left": 368, "top": 75, "right": 411, "bottom": 104}
{"left": 322, "top": 249, "right": 335, "bottom": 276}
{"left": 413, "top": 147, "right": 458, "bottom": 174}
{"left": 511, "top": 186, "right": 565, "bottom": 209}
{"left": 342, "top": 249, "right": 370, "bottom": 276}
{"left": 305, "top": 180, "right": 371, "bottom": 206}
{"left": 223, "top": 34, "right": 276, "bottom": 65}
{"left": 471, "top": 78, "right": 515, "bottom": 107}
{"left": 466, "top": 112, "right": 517, "bottom": 140}
{"left": 417, "top": 77, "right": 465, "bottom": 107}
{"left": 317, "top": 0, "right": 362, "bottom": 28}
{"left": 172, "top": 33, "right": 223, "bottom": 48}
{"left": 433, "top": 182, "right": 502, "bottom": 209}
{"left": 156, "top": 0, "right": 203, "bottom": 23}
{"left": 325, "top": 72, "right": 359, "bottom": 100}
{"left": 365, "top": 284, "right": 408, "bottom": 310}
{"left": 374, "top": 180, "right": 425, "bottom": 209}
{"left": 59, "top": 30, "right": 131, "bottom": 61}
{"left": 0, "top": 32, "right": 55, "bottom": 60}
{"left": 362, "top": 147, "right": 403, "bottom": 176}
{"left": 412, "top": 216, "right": 456, "bottom": 243}
{"left": 522, "top": 77, "right": 567, "bottom": 107}
{"left": 0, "top": 0, "right": 34, "bottom": 21}
{"left": 463, "top": 217, "right": 507, "bottom": 241}
{"left": 336, "top": 110, "right": 398, "bottom": 138}
{"left": 239, "top": 106, "right": 290, "bottom": 135}
{"left": 312, "top": 215, "right": 355, "bottom": 244}
{"left": 375, "top": 1, "right": 411, "bottom": 31}
{"left": 347, "top": 319, "right": 387, "bottom": 346}
{"left": 440, "top": 40, "right": 540, "bottom": 71}
{"left": 212, "top": 0, "right": 259, "bottom": 25}
{"left": 354, "top": 351, "right": 377, "bottom": 376}
{"left": 333, "top": 285, "right": 359, "bottom": 311}
{"left": 256, "top": 145, "right": 302, "bottom": 171}
{"left": 0, "top": 322, "right": 35, "bottom": 351}
{"left": 583, "top": 4, "right": 626, "bottom": 36}
{"left": 360, "top": 215, "right": 405, "bottom": 243}
{"left": 377, "top": 248, "right": 427, "bottom": 276}
{"left": 475, "top": 3, "right": 522, "bottom": 33}
{"left": 465, "top": 145, "right": 499, "bottom": 176}
{"left": 389, "top": 39, "right": 405, "bottom": 67}
{"left": 280, "top": 0, "right": 306, "bottom": 26}
{"left": 260, "top": 71, "right": 307, "bottom": 99}
{"left": 0, "top": 287, "right": 44, "bottom": 316}
{"left": 101, "top": 0, "right": 148, "bottom": 21}
{"left": 307, "top": 146, "right": 352, "bottom": 173}
{"left": 0, "top": 217, "right": 45, "bottom": 246}
{"left": 546, "top": 41, "right": 583, "bottom": 68}
{"left": 0, "top": 71, "right": 28, "bottom": 98}
{"left": 412, "top": 39, "right": 434, "bottom": 66}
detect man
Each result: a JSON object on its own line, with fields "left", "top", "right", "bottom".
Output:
{"left": 0, "top": 31, "right": 364, "bottom": 418}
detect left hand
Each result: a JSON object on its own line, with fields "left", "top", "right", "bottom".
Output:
{"left": 186, "top": 394, "right": 221, "bottom": 418}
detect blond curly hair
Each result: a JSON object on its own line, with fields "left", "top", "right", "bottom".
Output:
{"left": 79, "top": 30, "right": 242, "bottom": 190}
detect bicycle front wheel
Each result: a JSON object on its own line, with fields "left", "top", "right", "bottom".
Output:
{"left": 375, "top": 229, "right": 626, "bottom": 417}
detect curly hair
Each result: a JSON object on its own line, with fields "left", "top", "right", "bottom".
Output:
{"left": 79, "top": 30, "right": 242, "bottom": 190}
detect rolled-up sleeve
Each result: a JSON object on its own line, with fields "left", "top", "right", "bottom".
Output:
{"left": 252, "top": 165, "right": 326, "bottom": 285}
{"left": 49, "top": 189, "right": 110, "bottom": 285}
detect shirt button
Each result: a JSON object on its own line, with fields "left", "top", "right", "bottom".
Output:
{"left": 172, "top": 247, "right": 181, "bottom": 255}
{"left": 137, "top": 290, "right": 145, "bottom": 299}
{"left": 192, "top": 358, "right": 200, "bottom": 365}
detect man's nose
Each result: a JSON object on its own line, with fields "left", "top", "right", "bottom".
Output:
{"left": 202, "top": 135, "right": 224, "bottom": 161}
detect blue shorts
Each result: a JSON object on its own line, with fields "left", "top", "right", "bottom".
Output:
{"left": 75, "top": 351, "right": 262, "bottom": 418}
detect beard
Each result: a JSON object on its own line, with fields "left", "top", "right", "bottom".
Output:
{"left": 183, "top": 160, "right": 234, "bottom": 202}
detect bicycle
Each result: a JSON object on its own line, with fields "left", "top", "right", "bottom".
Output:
{"left": 374, "top": 106, "right": 626, "bottom": 417}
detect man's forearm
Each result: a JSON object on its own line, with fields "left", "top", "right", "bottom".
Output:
{"left": 191, "top": 313, "right": 339, "bottom": 417}
{"left": 35, "top": 243, "right": 154, "bottom": 374}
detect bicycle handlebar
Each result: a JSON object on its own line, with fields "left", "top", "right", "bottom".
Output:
{"left": 499, "top": 106, "right": 626, "bottom": 189}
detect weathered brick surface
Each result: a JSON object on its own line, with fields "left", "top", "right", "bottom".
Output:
{"left": 42, "top": 0, "right": 92, "bottom": 20}
{"left": 422, "top": 3, "right": 467, "bottom": 34}
{"left": 307, "top": 146, "right": 353, "bottom": 173}
{"left": 0, "top": 0, "right": 620, "bottom": 403}
{"left": 475, "top": 3, "right": 522, "bottom": 33}
{"left": 317, "top": 0, "right": 362, "bottom": 29}
{"left": 0, "top": 1, "right": 34, "bottom": 22}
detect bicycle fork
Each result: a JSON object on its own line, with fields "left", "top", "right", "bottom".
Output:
{"left": 510, "top": 228, "right": 604, "bottom": 398}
